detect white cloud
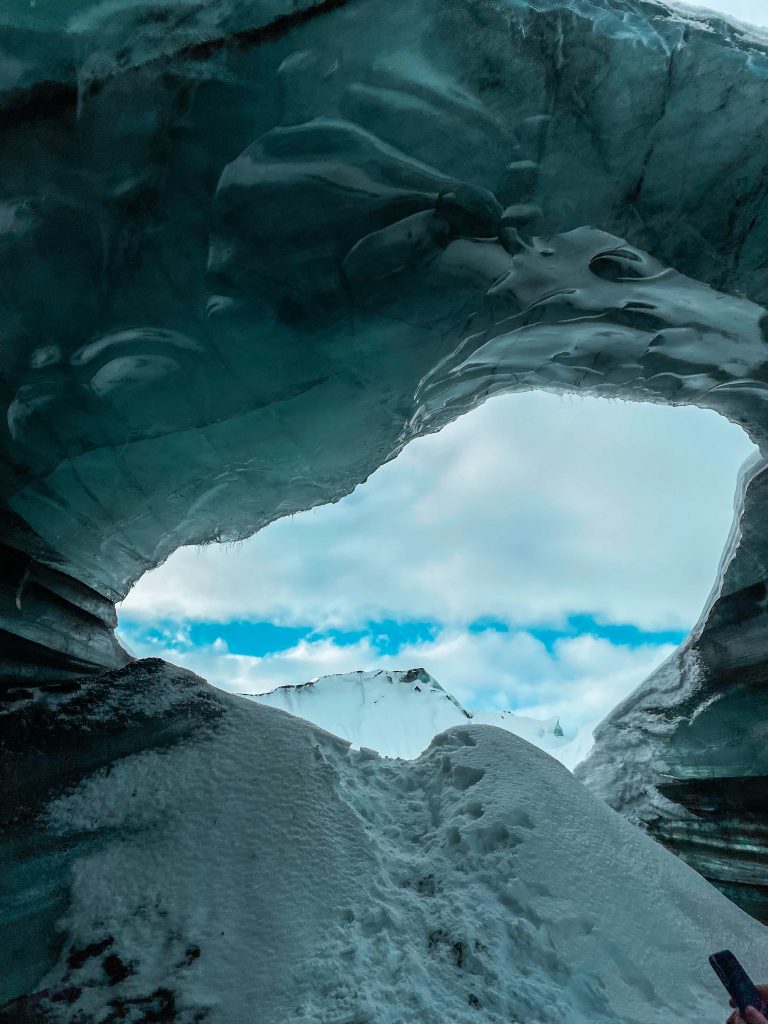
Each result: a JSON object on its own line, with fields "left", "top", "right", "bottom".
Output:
{"left": 120, "top": 393, "right": 753, "bottom": 634}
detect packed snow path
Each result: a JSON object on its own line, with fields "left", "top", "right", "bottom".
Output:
{"left": 2, "top": 660, "right": 764, "bottom": 1023}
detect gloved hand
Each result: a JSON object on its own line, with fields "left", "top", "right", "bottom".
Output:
{"left": 726, "top": 986, "right": 768, "bottom": 1024}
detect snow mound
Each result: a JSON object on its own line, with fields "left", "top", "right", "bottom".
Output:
{"left": 248, "top": 668, "right": 578, "bottom": 764}
{"left": 3, "top": 662, "right": 764, "bottom": 1023}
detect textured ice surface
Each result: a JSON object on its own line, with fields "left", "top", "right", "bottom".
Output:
{"left": 3, "top": 0, "right": 768, "bottom": 922}
{"left": 249, "top": 668, "right": 578, "bottom": 763}
{"left": 577, "top": 452, "right": 768, "bottom": 923}
{"left": 2, "top": 660, "right": 766, "bottom": 1022}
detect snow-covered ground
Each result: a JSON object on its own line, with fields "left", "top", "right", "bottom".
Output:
{"left": 6, "top": 660, "right": 764, "bottom": 1023}
{"left": 248, "top": 668, "right": 586, "bottom": 767}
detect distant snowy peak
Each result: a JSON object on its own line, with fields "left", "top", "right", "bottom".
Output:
{"left": 246, "top": 668, "right": 575, "bottom": 763}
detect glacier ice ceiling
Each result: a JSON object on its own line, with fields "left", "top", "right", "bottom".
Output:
{"left": 4, "top": 0, "right": 768, "bottom": 1014}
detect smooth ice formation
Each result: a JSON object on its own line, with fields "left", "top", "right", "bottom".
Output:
{"left": 250, "top": 668, "right": 578, "bottom": 764}
{"left": 3, "top": 0, "right": 768, "bottom": 939}
{"left": 2, "top": 660, "right": 765, "bottom": 1023}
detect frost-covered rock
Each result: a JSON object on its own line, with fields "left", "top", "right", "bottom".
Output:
{"left": 1, "top": 660, "right": 765, "bottom": 1023}
{"left": 3, "top": 0, "right": 768, "bottom": 921}
{"left": 249, "top": 667, "right": 579, "bottom": 764}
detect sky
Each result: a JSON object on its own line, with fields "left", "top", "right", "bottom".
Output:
{"left": 119, "top": 391, "right": 755, "bottom": 754}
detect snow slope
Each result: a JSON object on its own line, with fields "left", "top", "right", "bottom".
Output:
{"left": 4, "top": 660, "right": 765, "bottom": 1023}
{"left": 249, "top": 668, "right": 581, "bottom": 765}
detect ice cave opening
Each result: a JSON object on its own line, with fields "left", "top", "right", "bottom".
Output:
{"left": 117, "top": 390, "right": 755, "bottom": 772}
{"left": 7, "top": 0, "right": 768, "bottom": 1018}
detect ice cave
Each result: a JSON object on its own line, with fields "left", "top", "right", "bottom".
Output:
{"left": 3, "top": 0, "right": 768, "bottom": 1020}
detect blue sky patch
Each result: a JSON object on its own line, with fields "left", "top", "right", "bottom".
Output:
{"left": 119, "top": 616, "right": 442, "bottom": 658}
{"left": 120, "top": 612, "right": 685, "bottom": 660}
{"left": 469, "top": 614, "right": 687, "bottom": 650}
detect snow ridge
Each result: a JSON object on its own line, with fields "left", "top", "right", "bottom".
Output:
{"left": 7, "top": 664, "right": 764, "bottom": 1023}
{"left": 247, "top": 668, "right": 578, "bottom": 765}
